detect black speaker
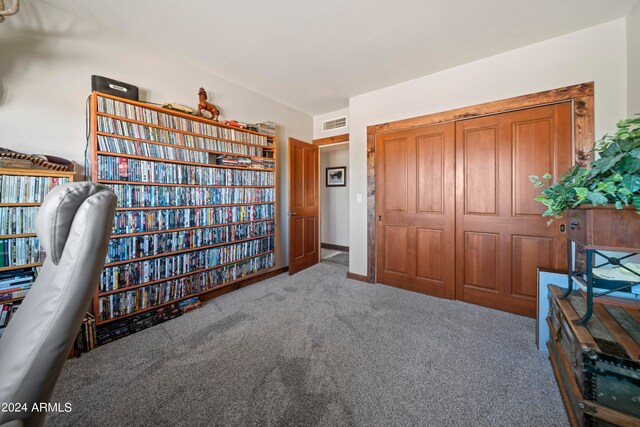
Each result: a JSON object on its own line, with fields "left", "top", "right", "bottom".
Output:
{"left": 91, "top": 75, "right": 139, "bottom": 101}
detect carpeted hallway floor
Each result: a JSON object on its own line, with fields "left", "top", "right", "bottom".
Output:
{"left": 47, "top": 262, "right": 567, "bottom": 426}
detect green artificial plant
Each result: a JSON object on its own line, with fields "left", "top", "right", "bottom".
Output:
{"left": 530, "top": 115, "right": 640, "bottom": 220}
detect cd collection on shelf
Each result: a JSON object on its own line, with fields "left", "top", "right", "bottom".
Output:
{"left": 91, "top": 92, "right": 277, "bottom": 325}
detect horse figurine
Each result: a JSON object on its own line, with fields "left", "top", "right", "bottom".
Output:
{"left": 197, "top": 87, "right": 220, "bottom": 121}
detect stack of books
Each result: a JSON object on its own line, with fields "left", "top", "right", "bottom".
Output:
{"left": 72, "top": 313, "right": 97, "bottom": 356}
{"left": 0, "top": 301, "right": 20, "bottom": 336}
{"left": 0, "top": 267, "right": 36, "bottom": 303}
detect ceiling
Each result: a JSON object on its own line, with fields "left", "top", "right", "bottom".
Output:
{"left": 39, "top": 0, "right": 637, "bottom": 115}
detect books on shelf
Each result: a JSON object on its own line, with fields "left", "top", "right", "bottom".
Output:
{"left": 91, "top": 92, "right": 278, "bottom": 326}
{"left": 72, "top": 313, "right": 97, "bottom": 356}
{"left": 0, "top": 300, "right": 21, "bottom": 336}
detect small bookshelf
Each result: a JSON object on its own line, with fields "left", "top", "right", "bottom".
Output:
{"left": 90, "top": 92, "right": 277, "bottom": 325}
{"left": 0, "top": 167, "right": 75, "bottom": 334}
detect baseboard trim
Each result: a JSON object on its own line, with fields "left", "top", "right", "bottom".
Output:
{"left": 346, "top": 272, "right": 370, "bottom": 283}
{"left": 200, "top": 267, "right": 289, "bottom": 302}
{"left": 321, "top": 243, "right": 349, "bottom": 252}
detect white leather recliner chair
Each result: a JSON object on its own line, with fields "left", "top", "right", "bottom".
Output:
{"left": 0, "top": 182, "right": 116, "bottom": 427}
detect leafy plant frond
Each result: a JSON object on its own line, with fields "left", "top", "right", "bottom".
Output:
{"left": 532, "top": 114, "right": 640, "bottom": 218}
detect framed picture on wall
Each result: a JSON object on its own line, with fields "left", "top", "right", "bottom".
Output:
{"left": 326, "top": 166, "right": 346, "bottom": 187}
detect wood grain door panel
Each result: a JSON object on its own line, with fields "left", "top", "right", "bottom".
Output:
{"left": 376, "top": 123, "right": 455, "bottom": 298}
{"left": 288, "top": 138, "right": 319, "bottom": 275}
{"left": 455, "top": 103, "right": 571, "bottom": 317}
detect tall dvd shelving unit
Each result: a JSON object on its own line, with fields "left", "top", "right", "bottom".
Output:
{"left": 89, "top": 92, "right": 277, "bottom": 325}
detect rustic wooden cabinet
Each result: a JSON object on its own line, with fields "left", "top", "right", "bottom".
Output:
{"left": 548, "top": 285, "right": 640, "bottom": 426}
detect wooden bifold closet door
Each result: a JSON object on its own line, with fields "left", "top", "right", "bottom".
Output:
{"left": 375, "top": 123, "right": 456, "bottom": 299}
{"left": 376, "top": 103, "right": 571, "bottom": 317}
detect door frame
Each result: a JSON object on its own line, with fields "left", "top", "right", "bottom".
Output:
{"left": 366, "top": 82, "right": 595, "bottom": 284}
{"left": 316, "top": 140, "right": 350, "bottom": 262}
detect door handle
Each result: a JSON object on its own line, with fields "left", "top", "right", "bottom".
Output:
{"left": 288, "top": 212, "right": 297, "bottom": 216}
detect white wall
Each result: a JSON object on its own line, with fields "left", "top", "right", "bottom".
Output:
{"left": 320, "top": 145, "right": 350, "bottom": 247}
{"left": 0, "top": 1, "right": 313, "bottom": 269}
{"left": 348, "top": 19, "right": 628, "bottom": 276}
{"left": 313, "top": 108, "right": 350, "bottom": 139}
{"left": 628, "top": 1, "right": 640, "bottom": 115}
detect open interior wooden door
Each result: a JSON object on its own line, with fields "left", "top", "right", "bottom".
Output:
{"left": 455, "top": 103, "right": 572, "bottom": 317}
{"left": 288, "top": 138, "right": 319, "bottom": 275}
{"left": 375, "top": 123, "right": 456, "bottom": 298}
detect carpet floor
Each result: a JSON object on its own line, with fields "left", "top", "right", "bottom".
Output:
{"left": 321, "top": 252, "right": 349, "bottom": 267}
{"left": 47, "top": 262, "right": 567, "bottom": 426}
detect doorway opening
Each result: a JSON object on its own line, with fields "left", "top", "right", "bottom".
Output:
{"left": 319, "top": 142, "right": 350, "bottom": 268}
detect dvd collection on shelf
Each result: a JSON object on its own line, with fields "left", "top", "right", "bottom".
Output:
{"left": 112, "top": 205, "right": 275, "bottom": 235}
{"left": 107, "top": 184, "right": 274, "bottom": 208}
{"left": 96, "top": 297, "right": 201, "bottom": 345}
{"left": 96, "top": 155, "right": 274, "bottom": 186}
{"left": 0, "top": 237, "right": 43, "bottom": 268}
{"left": 106, "top": 220, "right": 274, "bottom": 263}
{"left": 100, "top": 236, "right": 274, "bottom": 292}
{"left": 98, "top": 252, "right": 273, "bottom": 321}
{"left": 97, "top": 97, "right": 272, "bottom": 147}
{"left": 0, "top": 175, "right": 70, "bottom": 203}
{"left": 0, "top": 301, "right": 21, "bottom": 337}
{"left": 0, "top": 168, "right": 74, "bottom": 335}
{"left": 0, "top": 267, "right": 37, "bottom": 335}
{"left": 92, "top": 92, "right": 277, "bottom": 329}
{"left": 0, "top": 206, "right": 39, "bottom": 235}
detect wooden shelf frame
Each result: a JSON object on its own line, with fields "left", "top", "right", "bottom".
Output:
{"left": 90, "top": 92, "right": 278, "bottom": 324}
{"left": 95, "top": 91, "right": 276, "bottom": 139}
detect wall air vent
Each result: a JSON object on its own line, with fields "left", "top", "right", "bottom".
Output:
{"left": 322, "top": 116, "right": 347, "bottom": 132}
